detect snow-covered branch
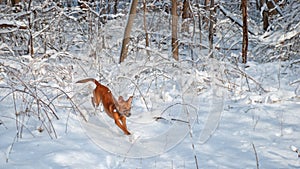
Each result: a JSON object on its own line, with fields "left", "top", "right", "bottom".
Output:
{"left": 219, "top": 4, "right": 256, "bottom": 35}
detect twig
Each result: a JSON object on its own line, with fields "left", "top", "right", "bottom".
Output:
{"left": 50, "top": 86, "right": 88, "bottom": 122}
{"left": 154, "top": 102, "right": 198, "bottom": 125}
{"left": 160, "top": 102, "right": 197, "bottom": 116}
{"left": 182, "top": 101, "right": 199, "bottom": 169}
{"left": 0, "top": 115, "right": 35, "bottom": 137}
{"left": 1, "top": 74, "right": 60, "bottom": 138}
{"left": 7, "top": 72, "right": 60, "bottom": 120}
{"left": 252, "top": 142, "right": 259, "bottom": 169}
{"left": 6, "top": 133, "right": 18, "bottom": 163}
{"left": 12, "top": 89, "right": 20, "bottom": 139}
{"left": 232, "top": 66, "right": 267, "bottom": 93}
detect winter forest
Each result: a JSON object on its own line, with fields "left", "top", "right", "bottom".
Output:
{"left": 0, "top": 0, "right": 299, "bottom": 168}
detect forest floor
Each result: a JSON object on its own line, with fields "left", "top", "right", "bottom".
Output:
{"left": 1, "top": 51, "right": 300, "bottom": 168}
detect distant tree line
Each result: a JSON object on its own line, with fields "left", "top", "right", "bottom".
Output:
{"left": 0, "top": 0, "right": 295, "bottom": 63}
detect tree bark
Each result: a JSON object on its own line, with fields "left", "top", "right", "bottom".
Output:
{"left": 204, "top": 0, "right": 210, "bottom": 10}
{"left": 119, "top": 0, "right": 138, "bottom": 63}
{"left": 171, "top": 0, "right": 179, "bottom": 61}
{"left": 182, "top": 0, "right": 191, "bottom": 33}
{"left": 114, "top": 0, "right": 119, "bottom": 14}
{"left": 11, "top": 0, "right": 20, "bottom": 6}
{"left": 208, "top": 0, "right": 215, "bottom": 58}
{"left": 27, "top": 0, "right": 34, "bottom": 57}
{"left": 143, "top": 0, "right": 150, "bottom": 57}
{"left": 262, "top": 9, "right": 269, "bottom": 31}
{"left": 241, "top": 0, "right": 248, "bottom": 64}
{"left": 261, "top": 0, "right": 284, "bottom": 31}
{"left": 203, "top": 0, "right": 210, "bottom": 27}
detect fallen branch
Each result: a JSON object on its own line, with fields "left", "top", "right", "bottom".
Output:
{"left": 154, "top": 102, "right": 198, "bottom": 124}
{"left": 153, "top": 116, "right": 188, "bottom": 123}
{"left": 0, "top": 20, "right": 28, "bottom": 30}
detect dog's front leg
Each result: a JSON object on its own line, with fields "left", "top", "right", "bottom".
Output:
{"left": 120, "top": 116, "right": 129, "bottom": 134}
{"left": 113, "top": 113, "right": 131, "bottom": 135}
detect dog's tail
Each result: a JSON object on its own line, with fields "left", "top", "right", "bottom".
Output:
{"left": 76, "top": 78, "right": 101, "bottom": 86}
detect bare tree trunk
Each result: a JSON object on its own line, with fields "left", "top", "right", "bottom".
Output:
{"left": 143, "top": 0, "right": 150, "bottom": 57}
{"left": 198, "top": 12, "right": 202, "bottom": 51}
{"left": 182, "top": 0, "right": 191, "bottom": 33}
{"left": 203, "top": 0, "right": 210, "bottom": 27}
{"left": 11, "top": 0, "right": 20, "bottom": 6}
{"left": 242, "top": 0, "right": 248, "bottom": 64}
{"left": 205, "top": 0, "right": 210, "bottom": 7}
{"left": 208, "top": 0, "right": 215, "bottom": 58}
{"left": 114, "top": 0, "right": 118, "bottom": 14}
{"left": 263, "top": 10, "right": 269, "bottom": 31}
{"left": 119, "top": 0, "right": 138, "bottom": 63}
{"left": 260, "top": 0, "right": 269, "bottom": 31}
{"left": 171, "top": 0, "right": 179, "bottom": 61}
{"left": 27, "top": 0, "right": 34, "bottom": 57}
{"left": 261, "top": 0, "right": 284, "bottom": 31}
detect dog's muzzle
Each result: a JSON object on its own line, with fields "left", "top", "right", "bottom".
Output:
{"left": 125, "top": 112, "right": 131, "bottom": 117}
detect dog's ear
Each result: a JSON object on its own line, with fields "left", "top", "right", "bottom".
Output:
{"left": 118, "top": 96, "right": 124, "bottom": 102}
{"left": 127, "top": 96, "right": 133, "bottom": 104}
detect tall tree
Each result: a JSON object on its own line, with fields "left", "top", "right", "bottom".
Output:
{"left": 203, "top": 0, "right": 210, "bottom": 27}
{"left": 182, "top": 0, "right": 191, "bottom": 33}
{"left": 260, "top": 0, "right": 284, "bottom": 31}
{"left": 208, "top": 0, "right": 215, "bottom": 58}
{"left": 241, "top": 0, "right": 248, "bottom": 64}
{"left": 27, "top": 0, "right": 34, "bottom": 57}
{"left": 171, "top": 0, "right": 179, "bottom": 61}
{"left": 114, "top": 0, "right": 119, "bottom": 14}
{"left": 260, "top": 0, "right": 269, "bottom": 31}
{"left": 119, "top": 0, "right": 138, "bottom": 63}
{"left": 143, "top": 0, "right": 150, "bottom": 57}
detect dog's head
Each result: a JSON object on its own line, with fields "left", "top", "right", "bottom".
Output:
{"left": 117, "top": 96, "right": 133, "bottom": 117}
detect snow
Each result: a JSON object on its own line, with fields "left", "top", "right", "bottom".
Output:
{"left": 1, "top": 1, "right": 300, "bottom": 169}
{"left": 1, "top": 57, "right": 299, "bottom": 168}
{"left": 260, "top": 21, "right": 300, "bottom": 47}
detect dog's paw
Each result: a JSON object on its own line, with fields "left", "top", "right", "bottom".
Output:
{"left": 128, "top": 133, "right": 140, "bottom": 143}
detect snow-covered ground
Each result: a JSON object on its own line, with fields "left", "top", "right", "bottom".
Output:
{"left": 1, "top": 52, "right": 299, "bottom": 168}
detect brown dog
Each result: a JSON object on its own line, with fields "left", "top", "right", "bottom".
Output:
{"left": 76, "top": 78, "right": 133, "bottom": 135}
